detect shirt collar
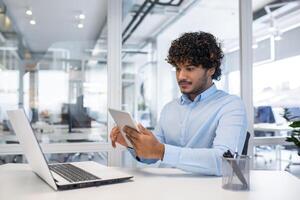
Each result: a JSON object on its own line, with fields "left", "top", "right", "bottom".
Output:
{"left": 180, "top": 84, "right": 217, "bottom": 105}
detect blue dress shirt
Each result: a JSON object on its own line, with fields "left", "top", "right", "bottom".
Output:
{"left": 128, "top": 84, "right": 248, "bottom": 176}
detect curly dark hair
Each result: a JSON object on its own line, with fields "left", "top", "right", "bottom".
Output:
{"left": 166, "top": 31, "right": 224, "bottom": 80}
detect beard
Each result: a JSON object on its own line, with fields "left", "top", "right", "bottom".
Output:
{"left": 180, "top": 74, "right": 210, "bottom": 97}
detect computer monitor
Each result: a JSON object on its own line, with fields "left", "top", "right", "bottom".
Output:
{"left": 61, "top": 95, "right": 91, "bottom": 133}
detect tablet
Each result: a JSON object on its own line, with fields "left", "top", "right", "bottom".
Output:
{"left": 108, "top": 108, "right": 138, "bottom": 148}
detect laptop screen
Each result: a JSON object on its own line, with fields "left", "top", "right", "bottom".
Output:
{"left": 7, "top": 109, "right": 57, "bottom": 190}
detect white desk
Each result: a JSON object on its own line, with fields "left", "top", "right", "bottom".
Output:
{"left": 254, "top": 123, "right": 293, "bottom": 133}
{"left": 0, "top": 164, "right": 299, "bottom": 200}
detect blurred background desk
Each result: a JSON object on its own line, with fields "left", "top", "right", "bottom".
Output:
{"left": 0, "top": 124, "right": 105, "bottom": 144}
{"left": 253, "top": 123, "right": 300, "bottom": 174}
{"left": 0, "top": 125, "right": 108, "bottom": 165}
{"left": 254, "top": 123, "right": 293, "bottom": 136}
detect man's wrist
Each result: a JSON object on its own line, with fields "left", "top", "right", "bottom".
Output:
{"left": 158, "top": 143, "right": 165, "bottom": 160}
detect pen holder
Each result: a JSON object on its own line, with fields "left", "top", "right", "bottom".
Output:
{"left": 222, "top": 155, "right": 250, "bottom": 191}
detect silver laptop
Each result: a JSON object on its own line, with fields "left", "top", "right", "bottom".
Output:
{"left": 7, "top": 109, "right": 133, "bottom": 191}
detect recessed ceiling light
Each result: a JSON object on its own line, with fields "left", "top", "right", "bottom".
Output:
{"left": 252, "top": 43, "right": 258, "bottom": 49}
{"left": 274, "top": 35, "right": 282, "bottom": 41}
{"left": 26, "top": 9, "right": 32, "bottom": 16}
{"left": 79, "top": 14, "right": 85, "bottom": 19}
{"left": 77, "top": 23, "right": 84, "bottom": 28}
{"left": 269, "top": 26, "right": 276, "bottom": 32}
{"left": 274, "top": 30, "right": 282, "bottom": 41}
{"left": 30, "top": 19, "right": 36, "bottom": 25}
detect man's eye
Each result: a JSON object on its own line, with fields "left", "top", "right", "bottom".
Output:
{"left": 186, "top": 67, "right": 194, "bottom": 71}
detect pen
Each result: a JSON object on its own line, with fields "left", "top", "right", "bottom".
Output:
{"left": 223, "top": 150, "right": 248, "bottom": 189}
{"left": 233, "top": 147, "right": 238, "bottom": 159}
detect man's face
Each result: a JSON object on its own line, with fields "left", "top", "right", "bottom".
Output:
{"left": 175, "top": 62, "right": 214, "bottom": 99}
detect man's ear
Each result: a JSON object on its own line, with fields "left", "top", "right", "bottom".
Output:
{"left": 208, "top": 67, "right": 215, "bottom": 77}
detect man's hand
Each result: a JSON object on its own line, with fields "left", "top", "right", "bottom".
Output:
{"left": 110, "top": 126, "right": 128, "bottom": 148}
{"left": 123, "top": 124, "right": 165, "bottom": 160}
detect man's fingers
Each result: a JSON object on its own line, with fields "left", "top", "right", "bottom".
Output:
{"left": 112, "top": 126, "right": 120, "bottom": 134}
{"left": 123, "top": 125, "right": 138, "bottom": 132}
{"left": 110, "top": 133, "right": 116, "bottom": 148}
{"left": 126, "top": 132, "right": 139, "bottom": 142}
{"left": 111, "top": 140, "right": 116, "bottom": 148}
{"left": 137, "top": 123, "right": 146, "bottom": 132}
{"left": 123, "top": 126, "right": 139, "bottom": 138}
{"left": 110, "top": 126, "right": 120, "bottom": 148}
{"left": 110, "top": 132, "right": 116, "bottom": 141}
{"left": 126, "top": 135, "right": 137, "bottom": 149}
{"left": 112, "top": 126, "right": 117, "bottom": 132}
{"left": 137, "top": 123, "right": 151, "bottom": 135}
{"left": 137, "top": 123, "right": 145, "bottom": 130}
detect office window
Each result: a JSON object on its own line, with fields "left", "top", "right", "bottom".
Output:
{"left": 120, "top": 0, "right": 240, "bottom": 167}
{"left": 0, "top": 70, "right": 19, "bottom": 121}
{"left": 121, "top": 44, "right": 155, "bottom": 129}
{"left": 0, "top": 3, "right": 108, "bottom": 138}
{"left": 156, "top": 0, "right": 241, "bottom": 115}
{"left": 121, "top": 0, "right": 240, "bottom": 129}
{"left": 0, "top": 0, "right": 121, "bottom": 164}
{"left": 252, "top": 0, "right": 300, "bottom": 171}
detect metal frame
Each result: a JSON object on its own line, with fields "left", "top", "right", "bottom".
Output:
{"left": 240, "top": 0, "right": 294, "bottom": 170}
{"left": 239, "top": 0, "right": 254, "bottom": 166}
{"left": 107, "top": 0, "right": 123, "bottom": 167}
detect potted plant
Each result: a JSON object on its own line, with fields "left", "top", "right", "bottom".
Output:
{"left": 283, "top": 109, "right": 300, "bottom": 156}
{"left": 285, "top": 121, "right": 300, "bottom": 156}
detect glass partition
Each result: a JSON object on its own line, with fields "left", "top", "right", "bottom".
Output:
{"left": 252, "top": 0, "right": 300, "bottom": 172}
{"left": 121, "top": 0, "right": 240, "bottom": 167}
{"left": 0, "top": 0, "right": 111, "bottom": 164}
{"left": 121, "top": 0, "right": 240, "bottom": 130}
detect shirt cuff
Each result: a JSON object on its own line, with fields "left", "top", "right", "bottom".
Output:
{"left": 127, "top": 147, "right": 158, "bottom": 164}
{"left": 161, "top": 144, "right": 181, "bottom": 167}
{"left": 127, "top": 147, "right": 139, "bottom": 160}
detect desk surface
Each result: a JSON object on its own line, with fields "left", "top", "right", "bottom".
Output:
{"left": 253, "top": 123, "right": 294, "bottom": 133}
{"left": 0, "top": 164, "right": 299, "bottom": 200}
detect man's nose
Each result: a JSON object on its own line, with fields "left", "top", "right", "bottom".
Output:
{"left": 178, "top": 70, "right": 187, "bottom": 80}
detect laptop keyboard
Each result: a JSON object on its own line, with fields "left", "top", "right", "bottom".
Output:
{"left": 49, "top": 163, "right": 100, "bottom": 183}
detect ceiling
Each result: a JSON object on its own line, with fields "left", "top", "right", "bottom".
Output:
{"left": 0, "top": 0, "right": 284, "bottom": 56}
{"left": 2, "top": 0, "right": 107, "bottom": 53}
{"left": 123, "top": 0, "right": 280, "bottom": 48}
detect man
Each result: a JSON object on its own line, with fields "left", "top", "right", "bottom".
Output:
{"left": 110, "top": 31, "right": 247, "bottom": 176}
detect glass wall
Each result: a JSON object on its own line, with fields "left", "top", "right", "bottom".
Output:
{"left": 121, "top": 0, "right": 240, "bottom": 129}
{"left": 29, "top": 41, "right": 109, "bottom": 143}
{"left": 252, "top": 0, "right": 300, "bottom": 172}
{"left": 121, "top": 0, "right": 240, "bottom": 167}
{"left": 0, "top": 0, "right": 111, "bottom": 165}
{"left": 4, "top": 0, "right": 298, "bottom": 173}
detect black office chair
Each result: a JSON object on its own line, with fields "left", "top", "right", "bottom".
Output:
{"left": 242, "top": 132, "right": 251, "bottom": 155}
